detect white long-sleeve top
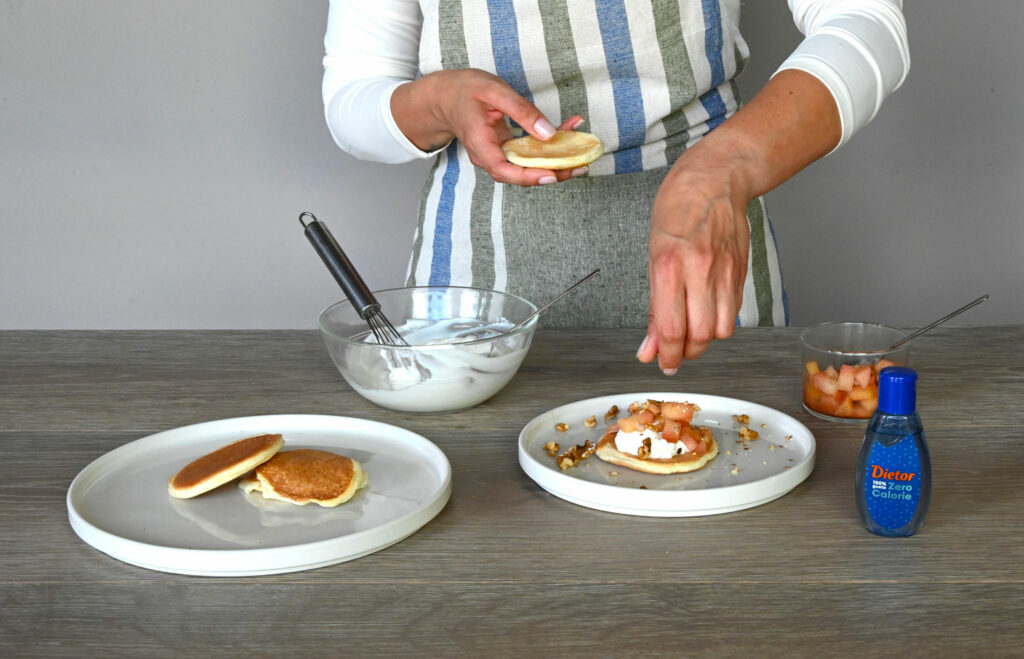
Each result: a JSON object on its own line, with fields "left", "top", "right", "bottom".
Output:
{"left": 322, "top": 0, "right": 909, "bottom": 166}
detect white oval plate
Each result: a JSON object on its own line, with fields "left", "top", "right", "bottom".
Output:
{"left": 519, "top": 393, "right": 814, "bottom": 517}
{"left": 67, "top": 415, "right": 451, "bottom": 576}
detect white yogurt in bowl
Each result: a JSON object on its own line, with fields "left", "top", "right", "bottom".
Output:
{"left": 318, "top": 287, "right": 538, "bottom": 412}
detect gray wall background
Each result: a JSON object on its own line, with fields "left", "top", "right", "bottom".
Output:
{"left": 2, "top": 1, "right": 1020, "bottom": 330}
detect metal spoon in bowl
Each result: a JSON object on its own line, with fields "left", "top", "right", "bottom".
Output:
{"left": 504, "top": 268, "right": 602, "bottom": 335}
{"left": 447, "top": 269, "right": 601, "bottom": 342}
{"left": 887, "top": 294, "right": 989, "bottom": 350}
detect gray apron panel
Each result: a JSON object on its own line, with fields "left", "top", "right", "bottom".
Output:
{"left": 501, "top": 166, "right": 670, "bottom": 328}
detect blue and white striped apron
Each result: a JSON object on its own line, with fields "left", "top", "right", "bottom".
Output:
{"left": 405, "top": 0, "right": 788, "bottom": 328}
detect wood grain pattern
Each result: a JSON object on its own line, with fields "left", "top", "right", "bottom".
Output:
{"left": 1, "top": 328, "right": 1022, "bottom": 655}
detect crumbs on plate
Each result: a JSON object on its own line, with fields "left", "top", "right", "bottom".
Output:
{"left": 556, "top": 441, "right": 595, "bottom": 470}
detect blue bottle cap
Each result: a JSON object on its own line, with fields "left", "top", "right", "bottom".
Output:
{"left": 877, "top": 366, "right": 917, "bottom": 415}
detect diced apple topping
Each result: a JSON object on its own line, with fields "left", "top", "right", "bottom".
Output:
{"left": 661, "top": 401, "right": 697, "bottom": 423}
{"left": 802, "top": 357, "right": 902, "bottom": 419}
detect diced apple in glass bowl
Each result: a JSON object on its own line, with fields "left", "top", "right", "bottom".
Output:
{"left": 799, "top": 322, "right": 910, "bottom": 423}
{"left": 803, "top": 358, "right": 897, "bottom": 420}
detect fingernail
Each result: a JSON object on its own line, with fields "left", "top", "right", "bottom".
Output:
{"left": 539, "top": 175, "right": 557, "bottom": 185}
{"left": 534, "top": 118, "right": 556, "bottom": 139}
{"left": 571, "top": 117, "right": 586, "bottom": 130}
{"left": 571, "top": 166, "right": 588, "bottom": 177}
{"left": 662, "top": 367, "right": 678, "bottom": 376}
{"left": 636, "top": 335, "right": 649, "bottom": 359}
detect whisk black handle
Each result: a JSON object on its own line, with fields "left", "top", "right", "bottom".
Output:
{"left": 299, "top": 212, "right": 379, "bottom": 319}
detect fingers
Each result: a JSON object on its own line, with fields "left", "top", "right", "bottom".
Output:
{"left": 490, "top": 160, "right": 558, "bottom": 186}
{"left": 471, "top": 147, "right": 587, "bottom": 186}
{"left": 551, "top": 117, "right": 587, "bottom": 182}
{"left": 681, "top": 284, "right": 717, "bottom": 362}
{"left": 459, "top": 119, "right": 549, "bottom": 185}
{"left": 648, "top": 253, "right": 686, "bottom": 374}
{"left": 714, "top": 260, "right": 741, "bottom": 341}
{"left": 645, "top": 284, "right": 715, "bottom": 374}
{"left": 647, "top": 249, "right": 745, "bottom": 372}
{"left": 451, "top": 73, "right": 592, "bottom": 186}
{"left": 486, "top": 113, "right": 588, "bottom": 184}
{"left": 465, "top": 127, "right": 588, "bottom": 186}
{"left": 642, "top": 193, "right": 750, "bottom": 373}
{"left": 644, "top": 265, "right": 745, "bottom": 373}
{"left": 636, "top": 323, "right": 659, "bottom": 363}
{"left": 558, "top": 115, "right": 585, "bottom": 131}
{"left": 552, "top": 165, "right": 587, "bottom": 182}
{"left": 482, "top": 85, "right": 557, "bottom": 142}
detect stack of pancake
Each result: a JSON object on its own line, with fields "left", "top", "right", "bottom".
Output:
{"left": 168, "top": 433, "right": 367, "bottom": 507}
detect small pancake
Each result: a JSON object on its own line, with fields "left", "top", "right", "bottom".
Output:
{"left": 595, "top": 426, "right": 718, "bottom": 474}
{"left": 501, "top": 130, "right": 604, "bottom": 170}
{"left": 168, "top": 433, "right": 284, "bottom": 499}
{"left": 239, "top": 449, "right": 368, "bottom": 507}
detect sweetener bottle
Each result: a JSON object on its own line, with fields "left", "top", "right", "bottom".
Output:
{"left": 855, "top": 366, "right": 932, "bottom": 537}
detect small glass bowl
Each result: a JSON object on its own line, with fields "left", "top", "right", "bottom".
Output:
{"left": 318, "top": 286, "right": 538, "bottom": 413}
{"left": 800, "top": 322, "right": 910, "bottom": 423}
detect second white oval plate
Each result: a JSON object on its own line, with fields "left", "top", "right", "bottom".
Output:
{"left": 519, "top": 393, "right": 814, "bottom": 517}
{"left": 68, "top": 414, "right": 451, "bottom": 576}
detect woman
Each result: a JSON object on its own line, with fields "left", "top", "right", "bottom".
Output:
{"left": 321, "top": 0, "right": 909, "bottom": 374}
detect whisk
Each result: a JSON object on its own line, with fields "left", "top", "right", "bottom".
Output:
{"left": 300, "top": 212, "right": 409, "bottom": 346}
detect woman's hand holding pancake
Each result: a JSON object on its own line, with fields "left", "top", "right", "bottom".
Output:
{"left": 391, "top": 68, "right": 584, "bottom": 186}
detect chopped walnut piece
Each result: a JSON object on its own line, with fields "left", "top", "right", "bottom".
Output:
{"left": 605, "top": 405, "right": 620, "bottom": 420}
{"left": 628, "top": 401, "right": 641, "bottom": 414}
{"left": 739, "top": 426, "right": 759, "bottom": 440}
{"left": 555, "top": 422, "right": 569, "bottom": 432}
{"left": 733, "top": 414, "right": 750, "bottom": 425}
{"left": 636, "top": 437, "right": 652, "bottom": 459}
{"left": 584, "top": 415, "right": 597, "bottom": 429}
{"left": 556, "top": 440, "right": 596, "bottom": 470}
{"left": 543, "top": 442, "right": 560, "bottom": 457}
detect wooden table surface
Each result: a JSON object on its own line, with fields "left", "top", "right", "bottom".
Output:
{"left": 2, "top": 327, "right": 1022, "bottom": 656}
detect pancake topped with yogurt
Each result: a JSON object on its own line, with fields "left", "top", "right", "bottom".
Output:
{"left": 596, "top": 399, "right": 718, "bottom": 474}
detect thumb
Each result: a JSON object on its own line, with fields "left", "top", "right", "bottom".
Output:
{"left": 482, "top": 85, "right": 557, "bottom": 141}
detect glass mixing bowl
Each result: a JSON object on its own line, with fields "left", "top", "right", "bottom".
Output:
{"left": 318, "top": 286, "right": 538, "bottom": 413}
